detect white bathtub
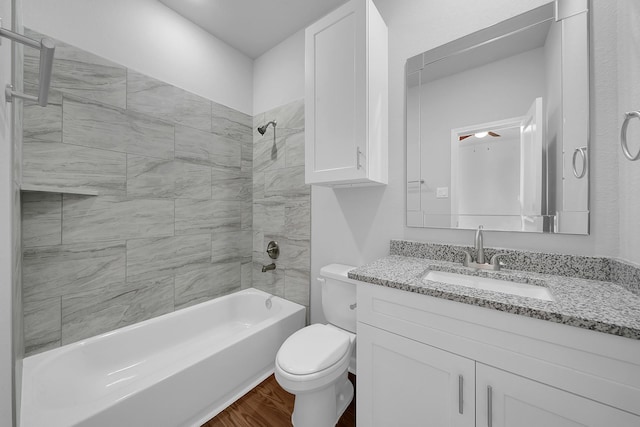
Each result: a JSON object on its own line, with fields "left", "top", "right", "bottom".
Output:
{"left": 20, "top": 288, "right": 306, "bottom": 427}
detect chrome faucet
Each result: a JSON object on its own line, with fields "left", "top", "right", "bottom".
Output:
{"left": 462, "top": 226, "right": 506, "bottom": 271}
{"left": 475, "top": 225, "right": 485, "bottom": 264}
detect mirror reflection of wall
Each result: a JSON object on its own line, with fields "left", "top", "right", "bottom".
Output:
{"left": 405, "top": 0, "right": 589, "bottom": 234}
{"left": 455, "top": 126, "right": 522, "bottom": 230}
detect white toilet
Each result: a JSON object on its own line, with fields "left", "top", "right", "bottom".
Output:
{"left": 275, "top": 264, "right": 357, "bottom": 427}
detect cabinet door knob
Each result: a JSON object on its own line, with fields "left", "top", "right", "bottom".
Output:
{"left": 458, "top": 375, "right": 463, "bottom": 414}
{"left": 356, "top": 146, "right": 363, "bottom": 170}
{"left": 487, "top": 385, "right": 493, "bottom": 427}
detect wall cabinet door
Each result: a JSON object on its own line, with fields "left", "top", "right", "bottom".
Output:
{"left": 305, "top": 0, "right": 387, "bottom": 187}
{"left": 357, "top": 323, "right": 475, "bottom": 427}
{"left": 476, "top": 363, "right": 640, "bottom": 427}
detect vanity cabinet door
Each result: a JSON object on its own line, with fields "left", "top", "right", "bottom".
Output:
{"left": 357, "top": 323, "right": 475, "bottom": 427}
{"left": 304, "top": 0, "right": 387, "bottom": 187}
{"left": 476, "top": 363, "right": 640, "bottom": 427}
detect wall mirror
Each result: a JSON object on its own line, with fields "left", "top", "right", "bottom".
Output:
{"left": 406, "top": 0, "right": 589, "bottom": 234}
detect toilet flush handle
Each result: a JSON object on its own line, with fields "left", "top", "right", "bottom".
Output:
{"left": 317, "top": 277, "right": 356, "bottom": 309}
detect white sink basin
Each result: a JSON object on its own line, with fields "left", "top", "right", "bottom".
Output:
{"left": 423, "top": 270, "right": 554, "bottom": 301}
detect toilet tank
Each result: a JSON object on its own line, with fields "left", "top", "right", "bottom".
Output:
{"left": 320, "top": 264, "right": 358, "bottom": 333}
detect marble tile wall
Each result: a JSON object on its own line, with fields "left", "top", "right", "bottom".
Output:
{"left": 21, "top": 29, "right": 253, "bottom": 356}
{"left": 252, "top": 100, "right": 310, "bottom": 314}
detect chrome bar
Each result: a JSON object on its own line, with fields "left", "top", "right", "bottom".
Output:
{"left": 0, "top": 21, "right": 56, "bottom": 107}
{"left": 4, "top": 85, "right": 37, "bottom": 103}
{"left": 458, "top": 375, "right": 463, "bottom": 414}
{"left": 0, "top": 26, "right": 39, "bottom": 49}
{"left": 37, "top": 38, "right": 56, "bottom": 106}
{"left": 487, "top": 385, "right": 493, "bottom": 427}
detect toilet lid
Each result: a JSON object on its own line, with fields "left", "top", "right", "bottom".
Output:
{"left": 277, "top": 324, "right": 350, "bottom": 375}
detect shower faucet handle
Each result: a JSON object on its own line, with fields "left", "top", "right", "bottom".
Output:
{"left": 266, "top": 241, "right": 279, "bottom": 259}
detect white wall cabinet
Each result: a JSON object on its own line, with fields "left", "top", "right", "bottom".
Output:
{"left": 356, "top": 283, "right": 640, "bottom": 426}
{"left": 304, "top": 0, "right": 388, "bottom": 187}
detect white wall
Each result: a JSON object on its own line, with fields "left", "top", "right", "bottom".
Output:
{"left": 617, "top": 0, "right": 640, "bottom": 266}
{"left": 253, "top": 29, "right": 305, "bottom": 115}
{"left": 23, "top": 0, "right": 254, "bottom": 114}
{"left": 0, "top": 0, "right": 15, "bottom": 422}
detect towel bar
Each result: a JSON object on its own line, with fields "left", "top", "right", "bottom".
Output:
{"left": 0, "top": 19, "right": 55, "bottom": 107}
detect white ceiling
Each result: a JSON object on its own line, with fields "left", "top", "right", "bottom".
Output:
{"left": 158, "top": 0, "right": 349, "bottom": 59}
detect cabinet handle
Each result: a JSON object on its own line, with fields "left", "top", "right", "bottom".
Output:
{"left": 487, "top": 385, "right": 493, "bottom": 427}
{"left": 458, "top": 375, "right": 463, "bottom": 414}
{"left": 356, "top": 146, "right": 362, "bottom": 169}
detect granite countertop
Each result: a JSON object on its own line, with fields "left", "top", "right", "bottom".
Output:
{"left": 348, "top": 255, "right": 640, "bottom": 340}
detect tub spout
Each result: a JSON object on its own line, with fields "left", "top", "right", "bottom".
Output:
{"left": 262, "top": 263, "right": 276, "bottom": 272}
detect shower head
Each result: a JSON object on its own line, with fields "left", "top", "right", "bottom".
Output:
{"left": 257, "top": 120, "right": 277, "bottom": 135}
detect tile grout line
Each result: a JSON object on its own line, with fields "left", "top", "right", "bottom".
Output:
{"left": 173, "top": 124, "right": 177, "bottom": 239}
{"left": 58, "top": 296, "right": 62, "bottom": 349}
{"left": 59, "top": 98, "right": 65, "bottom": 247}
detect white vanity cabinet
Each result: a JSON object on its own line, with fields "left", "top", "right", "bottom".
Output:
{"left": 476, "top": 364, "right": 639, "bottom": 427}
{"left": 304, "top": 0, "right": 388, "bottom": 187}
{"left": 356, "top": 283, "right": 640, "bottom": 426}
{"left": 358, "top": 323, "right": 475, "bottom": 427}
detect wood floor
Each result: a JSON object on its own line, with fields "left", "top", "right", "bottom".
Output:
{"left": 202, "top": 374, "right": 356, "bottom": 427}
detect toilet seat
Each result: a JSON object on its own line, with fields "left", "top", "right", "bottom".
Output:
{"left": 275, "top": 324, "right": 354, "bottom": 393}
{"left": 277, "top": 324, "right": 350, "bottom": 375}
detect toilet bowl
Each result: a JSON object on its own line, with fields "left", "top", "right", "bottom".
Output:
{"left": 274, "top": 264, "right": 358, "bottom": 427}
